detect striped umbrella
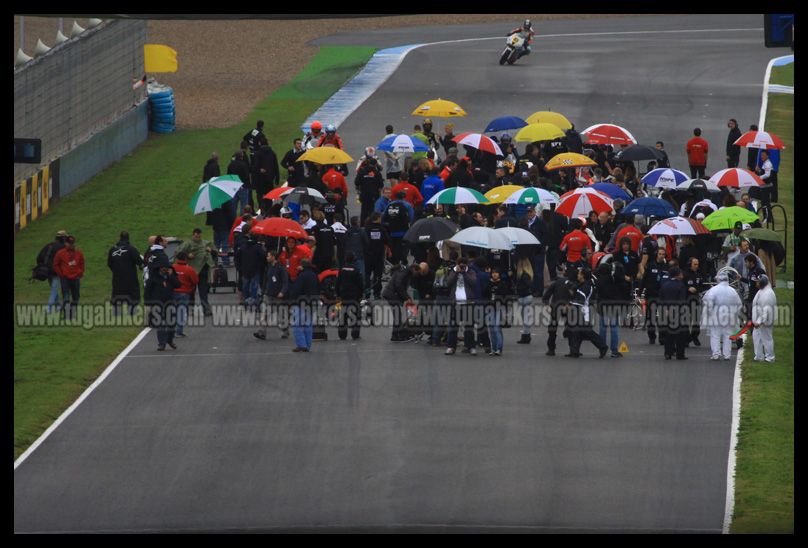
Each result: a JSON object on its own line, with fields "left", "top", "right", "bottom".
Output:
{"left": 453, "top": 132, "right": 504, "bottom": 156}
{"left": 484, "top": 184, "right": 525, "bottom": 204}
{"left": 733, "top": 130, "right": 786, "bottom": 150}
{"left": 502, "top": 187, "right": 559, "bottom": 206}
{"left": 709, "top": 168, "right": 765, "bottom": 189}
{"left": 189, "top": 175, "right": 243, "bottom": 214}
{"left": 580, "top": 123, "right": 637, "bottom": 146}
{"left": 377, "top": 134, "right": 429, "bottom": 153}
{"left": 647, "top": 216, "right": 710, "bottom": 236}
{"left": 641, "top": 168, "right": 689, "bottom": 189}
{"left": 556, "top": 187, "right": 613, "bottom": 217}
{"left": 544, "top": 152, "right": 597, "bottom": 171}
{"left": 426, "top": 187, "right": 490, "bottom": 205}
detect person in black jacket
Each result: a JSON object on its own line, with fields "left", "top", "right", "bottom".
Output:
{"left": 658, "top": 267, "right": 689, "bottom": 360}
{"left": 108, "top": 230, "right": 143, "bottom": 316}
{"left": 203, "top": 152, "right": 220, "bottom": 183}
{"left": 445, "top": 258, "right": 478, "bottom": 354}
{"left": 746, "top": 124, "right": 759, "bottom": 171}
{"left": 595, "top": 261, "right": 630, "bottom": 357}
{"left": 726, "top": 118, "right": 742, "bottom": 168}
{"left": 206, "top": 199, "right": 235, "bottom": 266}
{"left": 542, "top": 207, "right": 568, "bottom": 281}
{"left": 235, "top": 235, "right": 266, "bottom": 308}
{"left": 344, "top": 216, "right": 369, "bottom": 281}
{"left": 252, "top": 144, "right": 280, "bottom": 212}
{"left": 145, "top": 264, "right": 181, "bottom": 351}
{"left": 542, "top": 268, "right": 576, "bottom": 356}
{"left": 382, "top": 262, "right": 421, "bottom": 342}
{"left": 254, "top": 249, "right": 289, "bottom": 341}
{"left": 228, "top": 150, "right": 252, "bottom": 216}
{"left": 39, "top": 230, "right": 67, "bottom": 313}
{"left": 243, "top": 120, "right": 268, "bottom": 155}
{"left": 565, "top": 125, "right": 584, "bottom": 154}
{"left": 364, "top": 213, "right": 391, "bottom": 299}
{"left": 335, "top": 252, "right": 365, "bottom": 340}
{"left": 288, "top": 259, "right": 320, "bottom": 352}
{"left": 484, "top": 268, "right": 510, "bottom": 356}
{"left": 355, "top": 157, "right": 385, "bottom": 225}
{"left": 566, "top": 268, "right": 609, "bottom": 358}
{"left": 683, "top": 256, "right": 706, "bottom": 347}
{"left": 311, "top": 210, "right": 336, "bottom": 273}
{"left": 521, "top": 205, "right": 547, "bottom": 296}
{"left": 281, "top": 138, "right": 306, "bottom": 186}
{"left": 640, "top": 247, "right": 669, "bottom": 345}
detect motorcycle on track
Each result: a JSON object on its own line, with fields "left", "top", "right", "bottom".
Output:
{"left": 500, "top": 32, "right": 528, "bottom": 65}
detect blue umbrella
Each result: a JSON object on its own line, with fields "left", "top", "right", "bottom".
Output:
{"left": 377, "top": 134, "right": 429, "bottom": 153}
{"left": 622, "top": 197, "right": 677, "bottom": 219}
{"left": 589, "top": 182, "right": 632, "bottom": 201}
{"left": 484, "top": 116, "right": 528, "bottom": 133}
{"left": 641, "top": 168, "right": 689, "bottom": 189}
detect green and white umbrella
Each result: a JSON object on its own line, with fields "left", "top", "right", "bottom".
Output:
{"left": 190, "top": 175, "right": 243, "bottom": 214}
{"left": 426, "top": 187, "right": 490, "bottom": 205}
{"left": 502, "top": 187, "right": 559, "bottom": 206}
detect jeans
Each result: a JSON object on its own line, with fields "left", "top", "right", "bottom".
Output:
{"left": 353, "top": 258, "right": 366, "bottom": 283}
{"left": 213, "top": 228, "right": 230, "bottom": 265}
{"left": 517, "top": 295, "right": 533, "bottom": 335}
{"left": 599, "top": 312, "right": 620, "bottom": 353}
{"left": 487, "top": 307, "right": 504, "bottom": 352}
{"left": 447, "top": 303, "right": 475, "bottom": 350}
{"left": 48, "top": 277, "right": 61, "bottom": 312}
{"left": 292, "top": 304, "right": 313, "bottom": 349}
{"left": 242, "top": 274, "right": 261, "bottom": 307}
{"left": 174, "top": 293, "right": 190, "bottom": 335}
{"left": 60, "top": 278, "right": 80, "bottom": 319}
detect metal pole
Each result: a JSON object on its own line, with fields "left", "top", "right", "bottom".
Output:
{"left": 19, "top": 16, "right": 24, "bottom": 50}
{"left": 59, "top": 17, "right": 64, "bottom": 33}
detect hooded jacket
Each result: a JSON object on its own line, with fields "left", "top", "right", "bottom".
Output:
{"left": 700, "top": 280, "right": 743, "bottom": 331}
{"left": 108, "top": 239, "right": 143, "bottom": 301}
{"left": 752, "top": 284, "right": 776, "bottom": 327}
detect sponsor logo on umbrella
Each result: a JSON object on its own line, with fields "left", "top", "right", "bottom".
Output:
{"left": 419, "top": 235, "right": 430, "bottom": 241}
{"left": 562, "top": 159, "right": 573, "bottom": 165}
{"left": 659, "top": 176, "right": 674, "bottom": 183}
{"left": 525, "top": 197, "right": 534, "bottom": 203}
{"left": 662, "top": 220, "right": 678, "bottom": 228}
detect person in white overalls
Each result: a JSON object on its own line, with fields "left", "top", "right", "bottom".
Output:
{"left": 752, "top": 274, "right": 777, "bottom": 362}
{"left": 701, "top": 270, "right": 743, "bottom": 360}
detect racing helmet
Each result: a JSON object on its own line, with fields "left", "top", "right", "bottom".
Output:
{"left": 325, "top": 124, "right": 336, "bottom": 134}
{"left": 523, "top": 19, "right": 532, "bottom": 31}
{"left": 310, "top": 120, "right": 323, "bottom": 132}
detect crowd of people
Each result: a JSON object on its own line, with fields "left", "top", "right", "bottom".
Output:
{"left": 33, "top": 113, "right": 780, "bottom": 362}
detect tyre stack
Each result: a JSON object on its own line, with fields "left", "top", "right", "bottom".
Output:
{"left": 148, "top": 82, "right": 176, "bottom": 134}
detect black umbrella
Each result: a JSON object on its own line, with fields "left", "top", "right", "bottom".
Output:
{"left": 614, "top": 144, "right": 664, "bottom": 162}
{"left": 284, "top": 186, "right": 327, "bottom": 205}
{"left": 403, "top": 217, "right": 459, "bottom": 243}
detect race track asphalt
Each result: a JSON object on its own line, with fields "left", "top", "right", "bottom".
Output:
{"left": 15, "top": 14, "right": 774, "bottom": 533}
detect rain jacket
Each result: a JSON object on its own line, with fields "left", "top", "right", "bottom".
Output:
{"left": 752, "top": 284, "right": 776, "bottom": 327}
{"left": 700, "top": 280, "right": 742, "bottom": 332}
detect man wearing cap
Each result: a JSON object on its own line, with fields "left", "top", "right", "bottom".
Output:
{"left": 701, "top": 270, "right": 743, "bottom": 360}
{"left": 751, "top": 274, "right": 776, "bottom": 362}
{"left": 52, "top": 235, "right": 85, "bottom": 320}
{"left": 177, "top": 228, "right": 216, "bottom": 316}
{"left": 723, "top": 221, "right": 746, "bottom": 264}
{"left": 38, "top": 230, "right": 68, "bottom": 313}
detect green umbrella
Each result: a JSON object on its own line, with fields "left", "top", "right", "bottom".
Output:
{"left": 190, "top": 175, "right": 243, "bottom": 214}
{"left": 701, "top": 206, "right": 760, "bottom": 231}
{"left": 426, "top": 187, "right": 489, "bottom": 205}
{"left": 741, "top": 228, "right": 782, "bottom": 243}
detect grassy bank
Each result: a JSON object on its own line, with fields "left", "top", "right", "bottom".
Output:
{"left": 730, "top": 62, "right": 793, "bottom": 533}
{"left": 13, "top": 46, "right": 376, "bottom": 459}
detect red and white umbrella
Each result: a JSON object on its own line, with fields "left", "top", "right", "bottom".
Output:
{"left": 648, "top": 216, "right": 710, "bottom": 236}
{"left": 732, "top": 130, "right": 785, "bottom": 150}
{"left": 556, "top": 187, "right": 614, "bottom": 217}
{"left": 709, "top": 168, "right": 765, "bottom": 189}
{"left": 580, "top": 123, "right": 638, "bottom": 146}
{"left": 453, "top": 132, "right": 504, "bottom": 156}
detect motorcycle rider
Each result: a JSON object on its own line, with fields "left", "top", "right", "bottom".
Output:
{"left": 318, "top": 124, "right": 344, "bottom": 149}
{"left": 303, "top": 121, "right": 323, "bottom": 150}
{"left": 507, "top": 19, "right": 535, "bottom": 58}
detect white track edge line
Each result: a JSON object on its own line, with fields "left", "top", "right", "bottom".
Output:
{"left": 14, "top": 327, "right": 152, "bottom": 470}
{"left": 723, "top": 333, "right": 746, "bottom": 534}
{"left": 759, "top": 55, "right": 794, "bottom": 130}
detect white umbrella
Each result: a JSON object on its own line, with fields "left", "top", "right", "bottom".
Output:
{"left": 676, "top": 178, "right": 721, "bottom": 192}
{"left": 496, "top": 227, "right": 540, "bottom": 246}
{"left": 449, "top": 226, "right": 514, "bottom": 250}
{"left": 648, "top": 216, "right": 710, "bottom": 236}
{"left": 689, "top": 199, "right": 718, "bottom": 217}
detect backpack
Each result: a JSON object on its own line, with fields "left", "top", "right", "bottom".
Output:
{"left": 31, "top": 264, "right": 50, "bottom": 282}
{"left": 31, "top": 242, "right": 55, "bottom": 282}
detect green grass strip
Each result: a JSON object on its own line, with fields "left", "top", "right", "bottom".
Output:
{"left": 770, "top": 63, "right": 794, "bottom": 87}
{"left": 13, "top": 45, "right": 376, "bottom": 460}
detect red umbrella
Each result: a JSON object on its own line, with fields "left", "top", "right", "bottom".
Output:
{"left": 556, "top": 187, "right": 614, "bottom": 217}
{"left": 453, "top": 132, "right": 504, "bottom": 156}
{"left": 250, "top": 217, "right": 307, "bottom": 239}
{"left": 708, "top": 168, "right": 765, "bottom": 189}
{"left": 733, "top": 130, "right": 785, "bottom": 150}
{"left": 647, "top": 216, "right": 710, "bottom": 236}
{"left": 580, "top": 123, "right": 638, "bottom": 146}
{"left": 264, "top": 184, "right": 291, "bottom": 200}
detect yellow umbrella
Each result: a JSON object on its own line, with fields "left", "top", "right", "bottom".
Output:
{"left": 484, "top": 184, "right": 525, "bottom": 204}
{"left": 297, "top": 147, "right": 353, "bottom": 165}
{"left": 514, "top": 123, "right": 565, "bottom": 143}
{"left": 544, "top": 152, "right": 598, "bottom": 171}
{"left": 525, "top": 111, "right": 572, "bottom": 130}
{"left": 412, "top": 98, "right": 467, "bottom": 117}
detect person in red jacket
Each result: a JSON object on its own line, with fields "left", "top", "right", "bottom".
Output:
{"left": 52, "top": 235, "right": 85, "bottom": 320}
{"left": 615, "top": 216, "right": 644, "bottom": 253}
{"left": 686, "top": 127, "right": 709, "bottom": 179}
{"left": 391, "top": 177, "right": 424, "bottom": 210}
{"left": 317, "top": 124, "right": 344, "bottom": 149}
{"left": 279, "top": 237, "right": 313, "bottom": 282}
{"left": 322, "top": 166, "right": 348, "bottom": 202}
{"left": 172, "top": 251, "right": 199, "bottom": 337}
{"left": 560, "top": 219, "right": 593, "bottom": 268}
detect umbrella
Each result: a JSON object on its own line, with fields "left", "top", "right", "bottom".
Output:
{"left": 676, "top": 178, "right": 721, "bottom": 193}
{"left": 412, "top": 98, "right": 467, "bottom": 117}
{"left": 496, "top": 226, "right": 540, "bottom": 246}
{"left": 449, "top": 226, "right": 514, "bottom": 250}
{"left": 284, "top": 186, "right": 327, "bottom": 204}
{"left": 264, "top": 184, "right": 291, "bottom": 200}
{"left": 403, "top": 217, "right": 459, "bottom": 243}
{"left": 622, "top": 197, "right": 677, "bottom": 219}
{"left": 740, "top": 228, "right": 782, "bottom": 243}
{"left": 298, "top": 147, "right": 353, "bottom": 165}
{"left": 544, "top": 152, "right": 597, "bottom": 171}
{"left": 426, "top": 187, "right": 490, "bottom": 205}
{"left": 733, "top": 130, "right": 786, "bottom": 150}
{"left": 377, "top": 134, "right": 429, "bottom": 154}
{"left": 614, "top": 144, "right": 664, "bottom": 162}
{"left": 514, "top": 123, "right": 565, "bottom": 143}
{"left": 503, "top": 187, "right": 559, "bottom": 206}
{"left": 647, "top": 216, "right": 710, "bottom": 236}
{"left": 525, "top": 111, "right": 573, "bottom": 130}
{"left": 250, "top": 217, "right": 308, "bottom": 239}
{"left": 484, "top": 116, "right": 527, "bottom": 133}
{"left": 689, "top": 199, "right": 718, "bottom": 217}
{"left": 580, "top": 123, "right": 637, "bottom": 146}
{"left": 556, "top": 187, "right": 613, "bottom": 217}
{"left": 453, "top": 132, "right": 503, "bottom": 156}
{"left": 484, "top": 184, "right": 525, "bottom": 204}
{"left": 709, "top": 168, "right": 765, "bottom": 189}
{"left": 701, "top": 206, "right": 760, "bottom": 231}
{"left": 641, "top": 168, "right": 689, "bottom": 189}
{"left": 588, "top": 182, "right": 632, "bottom": 201}
{"left": 189, "top": 174, "right": 243, "bottom": 214}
